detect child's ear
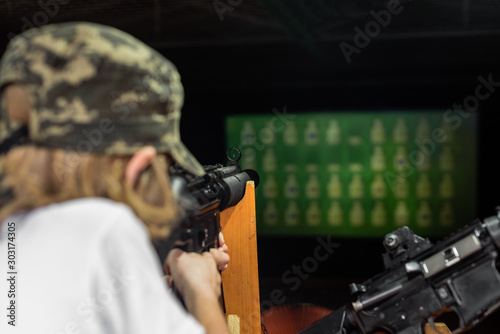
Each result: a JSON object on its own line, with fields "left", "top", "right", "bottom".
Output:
{"left": 125, "top": 146, "right": 157, "bottom": 186}
{"left": 4, "top": 85, "right": 31, "bottom": 124}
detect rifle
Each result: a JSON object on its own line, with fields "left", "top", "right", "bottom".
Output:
{"left": 153, "top": 147, "right": 259, "bottom": 304}
{"left": 299, "top": 208, "right": 500, "bottom": 334}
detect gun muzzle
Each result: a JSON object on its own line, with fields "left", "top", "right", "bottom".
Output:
{"left": 218, "top": 169, "right": 259, "bottom": 210}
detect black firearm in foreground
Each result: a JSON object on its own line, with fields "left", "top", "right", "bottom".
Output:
{"left": 299, "top": 208, "right": 500, "bottom": 334}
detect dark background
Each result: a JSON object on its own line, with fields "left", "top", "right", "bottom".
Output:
{"left": 1, "top": 0, "right": 500, "bottom": 332}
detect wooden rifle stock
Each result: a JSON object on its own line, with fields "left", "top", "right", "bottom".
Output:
{"left": 220, "top": 181, "right": 261, "bottom": 334}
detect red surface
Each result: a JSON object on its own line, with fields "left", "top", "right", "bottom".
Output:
{"left": 261, "top": 303, "right": 334, "bottom": 334}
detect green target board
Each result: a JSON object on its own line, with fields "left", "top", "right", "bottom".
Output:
{"left": 225, "top": 111, "right": 477, "bottom": 238}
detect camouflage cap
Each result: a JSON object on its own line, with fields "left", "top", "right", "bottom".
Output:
{"left": 0, "top": 21, "right": 205, "bottom": 176}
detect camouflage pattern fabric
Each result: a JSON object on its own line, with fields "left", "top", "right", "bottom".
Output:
{"left": 0, "top": 21, "right": 205, "bottom": 176}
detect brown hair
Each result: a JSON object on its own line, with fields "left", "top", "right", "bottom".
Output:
{"left": 0, "top": 145, "right": 179, "bottom": 240}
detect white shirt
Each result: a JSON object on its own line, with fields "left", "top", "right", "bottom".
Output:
{"left": 0, "top": 198, "right": 205, "bottom": 334}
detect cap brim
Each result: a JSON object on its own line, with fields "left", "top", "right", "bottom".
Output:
{"left": 167, "top": 141, "right": 205, "bottom": 176}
